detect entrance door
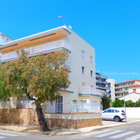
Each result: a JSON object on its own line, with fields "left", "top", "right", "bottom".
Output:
{"left": 55, "top": 96, "right": 63, "bottom": 113}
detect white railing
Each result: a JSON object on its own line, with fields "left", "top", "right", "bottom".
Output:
{"left": 80, "top": 86, "right": 104, "bottom": 96}
{"left": 46, "top": 102, "right": 101, "bottom": 113}
{"left": 1, "top": 40, "right": 71, "bottom": 61}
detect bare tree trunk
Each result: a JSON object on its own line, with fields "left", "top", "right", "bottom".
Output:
{"left": 36, "top": 105, "right": 49, "bottom": 131}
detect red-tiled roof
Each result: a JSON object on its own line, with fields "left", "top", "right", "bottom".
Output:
{"left": 115, "top": 79, "right": 140, "bottom": 85}
{"left": 127, "top": 84, "right": 140, "bottom": 88}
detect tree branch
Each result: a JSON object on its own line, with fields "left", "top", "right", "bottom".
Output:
{"left": 26, "top": 92, "right": 36, "bottom": 101}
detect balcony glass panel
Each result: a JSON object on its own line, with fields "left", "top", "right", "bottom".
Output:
{"left": 1, "top": 40, "right": 71, "bottom": 61}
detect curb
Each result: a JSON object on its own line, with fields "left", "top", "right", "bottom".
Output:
{"left": 56, "top": 119, "right": 140, "bottom": 136}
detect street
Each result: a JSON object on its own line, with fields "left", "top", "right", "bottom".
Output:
{"left": 0, "top": 121, "right": 140, "bottom": 140}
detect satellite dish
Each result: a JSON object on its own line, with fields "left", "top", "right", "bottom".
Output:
{"left": 68, "top": 25, "right": 72, "bottom": 29}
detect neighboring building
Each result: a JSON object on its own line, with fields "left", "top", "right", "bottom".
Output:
{"left": 115, "top": 80, "right": 140, "bottom": 98}
{"left": 0, "top": 26, "right": 103, "bottom": 113}
{"left": 106, "top": 79, "right": 115, "bottom": 101}
{"left": 119, "top": 93, "right": 140, "bottom": 102}
{"left": 96, "top": 72, "right": 108, "bottom": 94}
{"left": 0, "top": 32, "right": 13, "bottom": 46}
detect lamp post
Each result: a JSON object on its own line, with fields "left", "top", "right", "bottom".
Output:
{"left": 122, "top": 88, "right": 127, "bottom": 122}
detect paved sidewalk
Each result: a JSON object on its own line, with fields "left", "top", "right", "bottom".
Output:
{"left": 0, "top": 118, "right": 139, "bottom": 136}
{"left": 56, "top": 118, "right": 140, "bottom": 135}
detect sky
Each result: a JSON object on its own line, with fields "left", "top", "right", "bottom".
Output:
{"left": 0, "top": 0, "right": 140, "bottom": 83}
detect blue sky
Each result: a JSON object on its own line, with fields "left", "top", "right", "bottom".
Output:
{"left": 0, "top": 0, "right": 140, "bottom": 82}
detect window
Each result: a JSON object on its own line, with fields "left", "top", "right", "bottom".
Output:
{"left": 82, "top": 66, "right": 85, "bottom": 74}
{"left": 81, "top": 50, "right": 85, "bottom": 59}
{"left": 90, "top": 56, "right": 93, "bottom": 63}
{"left": 90, "top": 70, "right": 93, "bottom": 77}
{"left": 133, "top": 89, "right": 136, "bottom": 93}
{"left": 82, "top": 83, "right": 85, "bottom": 87}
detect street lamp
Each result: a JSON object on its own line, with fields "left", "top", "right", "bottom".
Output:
{"left": 122, "top": 88, "right": 127, "bottom": 122}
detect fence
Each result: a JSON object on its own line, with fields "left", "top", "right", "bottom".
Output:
{"left": 46, "top": 102, "right": 101, "bottom": 113}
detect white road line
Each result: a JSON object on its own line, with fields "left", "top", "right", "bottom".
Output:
{"left": 109, "top": 131, "right": 135, "bottom": 139}
{"left": 82, "top": 129, "right": 112, "bottom": 136}
{"left": 126, "top": 134, "right": 140, "bottom": 140}
{"left": 0, "top": 136, "right": 6, "bottom": 139}
{"left": 95, "top": 130, "right": 126, "bottom": 137}
{"left": 0, "top": 132, "right": 17, "bottom": 136}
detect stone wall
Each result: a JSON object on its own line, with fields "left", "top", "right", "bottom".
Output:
{"left": 45, "top": 113, "right": 102, "bottom": 129}
{"left": 0, "top": 109, "right": 102, "bottom": 129}
{"left": 0, "top": 108, "right": 39, "bottom": 126}
{"left": 46, "top": 118, "right": 102, "bottom": 129}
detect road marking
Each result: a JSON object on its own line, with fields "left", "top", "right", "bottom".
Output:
{"left": 82, "top": 129, "right": 112, "bottom": 136}
{"left": 0, "top": 136, "right": 6, "bottom": 139}
{"left": 126, "top": 134, "right": 140, "bottom": 140}
{"left": 0, "top": 132, "right": 17, "bottom": 136}
{"left": 109, "top": 131, "right": 135, "bottom": 139}
{"left": 95, "top": 130, "right": 126, "bottom": 137}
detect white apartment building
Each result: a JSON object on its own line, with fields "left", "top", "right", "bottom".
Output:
{"left": 0, "top": 26, "right": 103, "bottom": 113}
{"left": 115, "top": 80, "right": 140, "bottom": 98}
{"left": 106, "top": 79, "right": 115, "bottom": 101}
{"left": 0, "top": 32, "right": 13, "bottom": 46}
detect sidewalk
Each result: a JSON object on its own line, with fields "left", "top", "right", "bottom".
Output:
{"left": 56, "top": 118, "right": 140, "bottom": 135}
{"left": 0, "top": 118, "right": 139, "bottom": 136}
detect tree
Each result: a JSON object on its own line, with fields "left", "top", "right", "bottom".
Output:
{"left": 2, "top": 49, "right": 70, "bottom": 131}
{"left": 112, "top": 98, "right": 124, "bottom": 107}
{"left": 126, "top": 100, "right": 135, "bottom": 107}
{"left": 0, "top": 65, "right": 11, "bottom": 101}
{"left": 102, "top": 96, "right": 111, "bottom": 110}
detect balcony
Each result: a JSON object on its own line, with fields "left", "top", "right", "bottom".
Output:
{"left": 115, "top": 90, "right": 128, "bottom": 94}
{"left": 79, "top": 86, "right": 104, "bottom": 97}
{"left": 96, "top": 80, "right": 107, "bottom": 84}
{"left": 96, "top": 85, "right": 108, "bottom": 90}
{"left": 1, "top": 40, "right": 71, "bottom": 62}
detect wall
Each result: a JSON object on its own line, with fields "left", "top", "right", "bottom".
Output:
{"left": 116, "top": 107, "right": 140, "bottom": 118}
{"left": 119, "top": 93, "right": 140, "bottom": 102}
{"left": 128, "top": 87, "right": 140, "bottom": 93}
{"left": 0, "top": 97, "right": 17, "bottom": 109}
{"left": 0, "top": 108, "right": 38, "bottom": 126}
{"left": 65, "top": 28, "right": 96, "bottom": 102}
{"left": 45, "top": 113, "right": 102, "bottom": 129}
{"left": 0, "top": 108, "right": 102, "bottom": 129}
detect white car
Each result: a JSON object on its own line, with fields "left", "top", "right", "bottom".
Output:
{"left": 102, "top": 108, "right": 126, "bottom": 122}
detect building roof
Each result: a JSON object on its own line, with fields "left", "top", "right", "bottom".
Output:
{"left": 127, "top": 84, "right": 140, "bottom": 88}
{"left": 0, "top": 32, "right": 13, "bottom": 40}
{"left": 0, "top": 26, "right": 71, "bottom": 53}
{"left": 115, "top": 79, "right": 140, "bottom": 85}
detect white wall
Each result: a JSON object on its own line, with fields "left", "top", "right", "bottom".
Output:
{"left": 128, "top": 87, "right": 140, "bottom": 93}
{"left": 0, "top": 33, "right": 12, "bottom": 45}
{"left": 116, "top": 107, "right": 140, "bottom": 118}
{"left": 119, "top": 93, "right": 140, "bottom": 102}
{"left": 65, "top": 28, "right": 96, "bottom": 102}
{"left": 107, "top": 79, "right": 115, "bottom": 101}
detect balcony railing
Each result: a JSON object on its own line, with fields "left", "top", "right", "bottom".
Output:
{"left": 79, "top": 86, "right": 104, "bottom": 97}
{"left": 1, "top": 40, "right": 71, "bottom": 62}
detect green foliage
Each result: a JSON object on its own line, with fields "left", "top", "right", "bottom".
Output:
{"left": 126, "top": 100, "right": 135, "bottom": 107}
{"left": 112, "top": 98, "right": 124, "bottom": 107}
{"left": 3, "top": 49, "right": 70, "bottom": 105}
{"left": 102, "top": 96, "right": 111, "bottom": 110}
{"left": 0, "top": 66, "right": 10, "bottom": 101}
{"left": 134, "top": 99, "right": 140, "bottom": 107}
{"left": 112, "top": 98, "right": 140, "bottom": 107}
{"left": 0, "top": 49, "right": 70, "bottom": 131}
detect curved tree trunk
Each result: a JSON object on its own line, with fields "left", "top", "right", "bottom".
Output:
{"left": 36, "top": 105, "right": 49, "bottom": 131}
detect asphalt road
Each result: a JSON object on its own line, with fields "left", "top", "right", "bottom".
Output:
{"left": 1, "top": 121, "right": 140, "bottom": 140}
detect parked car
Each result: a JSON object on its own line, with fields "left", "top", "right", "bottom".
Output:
{"left": 102, "top": 108, "right": 126, "bottom": 122}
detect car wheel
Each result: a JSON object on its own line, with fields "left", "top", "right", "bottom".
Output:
{"left": 114, "top": 116, "right": 120, "bottom": 122}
